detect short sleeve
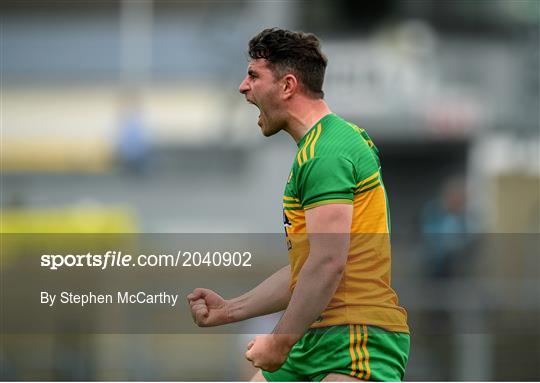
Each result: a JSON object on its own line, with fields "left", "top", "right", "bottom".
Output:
{"left": 296, "top": 156, "right": 356, "bottom": 209}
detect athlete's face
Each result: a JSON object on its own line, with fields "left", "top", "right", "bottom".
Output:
{"left": 239, "top": 59, "right": 286, "bottom": 137}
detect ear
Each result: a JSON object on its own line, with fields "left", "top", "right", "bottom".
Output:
{"left": 281, "top": 74, "right": 298, "bottom": 99}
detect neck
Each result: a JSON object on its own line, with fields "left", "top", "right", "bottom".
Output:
{"left": 283, "top": 98, "right": 332, "bottom": 143}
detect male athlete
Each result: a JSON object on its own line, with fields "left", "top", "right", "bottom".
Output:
{"left": 187, "top": 28, "right": 409, "bottom": 381}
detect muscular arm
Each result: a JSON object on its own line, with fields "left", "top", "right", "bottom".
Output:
{"left": 187, "top": 265, "right": 291, "bottom": 326}
{"left": 228, "top": 265, "right": 292, "bottom": 322}
{"left": 272, "top": 204, "right": 351, "bottom": 344}
{"left": 245, "top": 204, "right": 352, "bottom": 371}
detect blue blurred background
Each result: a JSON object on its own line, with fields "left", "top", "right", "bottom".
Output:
{"left": 1, "top": 0, "right": 539, "bottom": 380}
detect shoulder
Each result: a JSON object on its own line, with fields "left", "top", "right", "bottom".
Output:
{"left": 312, "top": 114, "right": 372, "bottom": 160}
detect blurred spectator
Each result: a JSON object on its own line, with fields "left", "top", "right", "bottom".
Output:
{"left": 116, "top": 90, "right": 150, "bottom": 175}
{"left": 420, "top": 176, "right": 469, "bottom": 278}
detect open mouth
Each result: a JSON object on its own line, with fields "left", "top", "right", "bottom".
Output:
{"left": 245, "top": 98, "right": 263, "bottom": 127}
{"left": 246, "top": 99, "right": 262, "bottom": 125}
{"left": 246, "top": 98, "right": 258, "bottom": 108}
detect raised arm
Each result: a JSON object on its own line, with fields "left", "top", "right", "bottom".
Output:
{"left": 187, "top": 265, "right": 291, "bottom": 327}
{"left": 273, "top": 204, "right": 351, "bottom": 335}
{"left": 245, "top": 203, "right": 351, "bottom": 371}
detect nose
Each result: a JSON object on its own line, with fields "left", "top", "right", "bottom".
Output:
{"left": 239, "top": 76, "right": 249, "bottom": 94}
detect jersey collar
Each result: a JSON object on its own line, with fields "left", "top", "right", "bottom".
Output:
{"left": 296, "top": 113, "right": 334, "bottom": 148}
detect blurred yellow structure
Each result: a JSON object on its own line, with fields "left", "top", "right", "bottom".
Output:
{"left": 1, "top": 206, "right": 137, "bottom": 233}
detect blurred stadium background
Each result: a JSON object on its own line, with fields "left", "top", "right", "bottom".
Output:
{"left": 1, "top": 0, "right": 539, "bottom": 380}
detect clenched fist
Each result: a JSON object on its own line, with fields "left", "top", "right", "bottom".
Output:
{"left": 186, "top": 288, "right": 230, "bottom": 327}
{"left": 245, "top": 334, "right": 295, "bottom": 372}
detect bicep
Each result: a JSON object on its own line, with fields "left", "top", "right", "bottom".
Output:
{"left": 305, "top": 204, "right": 352, "bottom": 267}
{"left": 305, "top": 203, "right": 353, "bottom": 233}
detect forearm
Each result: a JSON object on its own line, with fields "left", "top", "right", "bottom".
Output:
{"left": 227, "top": 265, "right": 292, "bottom": 323}
{"left": 272, "top": 253, "right": 344, "bottom": 343}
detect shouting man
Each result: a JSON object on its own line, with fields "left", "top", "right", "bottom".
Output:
{"left": 188, "top": 28, "right": 410, "bottom": 382}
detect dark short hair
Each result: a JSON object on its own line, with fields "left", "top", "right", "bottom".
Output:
{"left": 248, "top": 28, "right": 327, "bottom": 99}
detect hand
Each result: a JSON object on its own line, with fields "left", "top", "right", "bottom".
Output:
{"left": 244, "top": 334, "right": 295, "bottom": 372}
{"left": 187, "top": 288, "right": 230, "bottom": 327}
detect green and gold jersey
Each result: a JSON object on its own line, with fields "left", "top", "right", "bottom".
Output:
{"left": 283, "top": 113, "right": 409, "bottom": 333}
